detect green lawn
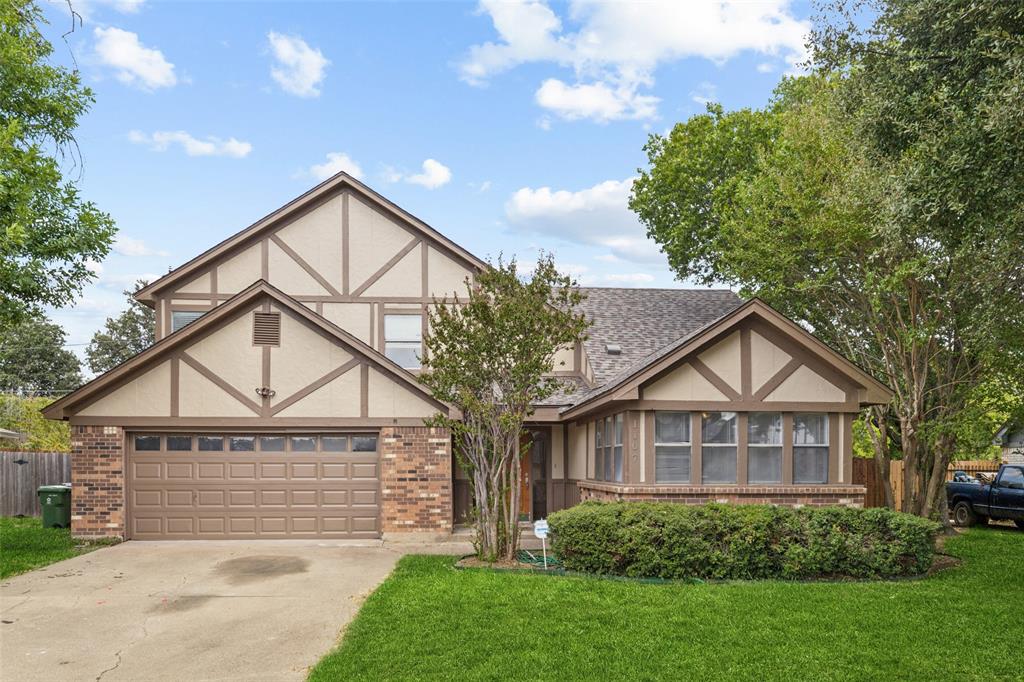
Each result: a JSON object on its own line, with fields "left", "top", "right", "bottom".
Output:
{"left": 0, "top": 517, "right": 115, "bottom": 579}
{"left": 310, "top": 528, "right": 1023, "bottom": 681}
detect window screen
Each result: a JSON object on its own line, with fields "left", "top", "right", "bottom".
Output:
{"left": 702, "top": 412, "right": 737, "bottom": 484}
{"left": 655, "top": 412, "right": 691, "bottom": 483}
{"left": 748, "top": 412, "right": 782, "bottom": 484}
{"left": 793, "top": 413, "right": 829, "bottom": 483}
{"left": 171, "top": 311, "right": 204, "bottom": 332}
{"left": 594, "top": 415, "right": 623, "bottom": 483}
{"left": 384, "top": 315, "right": 422, "bottom": 369}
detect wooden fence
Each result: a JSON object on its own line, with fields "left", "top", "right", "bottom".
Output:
{"left": 854, "top": 458, "right": 1003, "bottom": 510}
{"left": 0, "top": 451, "right": 71, "bottom": 517}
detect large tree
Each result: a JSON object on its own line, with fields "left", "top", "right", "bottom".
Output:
{"left": 0, "top": 316, "right": 82, "bottom": 395}
{"left": 630, "top": 0, "right": 1024, "bottom": 519}
{"left": 419, "top": 255, "right": 589, "bottom": 562}
{"left": 86, "top": 280, "right": 155, "bottom": 373}
{"left": 1, "top": 0, "right": 116, "bottom": 325}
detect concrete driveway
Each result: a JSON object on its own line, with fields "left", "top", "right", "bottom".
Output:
{"left": 0, "top": 541, "right": 403, "bottom": 681}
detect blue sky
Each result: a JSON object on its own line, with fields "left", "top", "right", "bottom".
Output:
{"left": 40, "top": 0, "right": 813, "bottom": 360}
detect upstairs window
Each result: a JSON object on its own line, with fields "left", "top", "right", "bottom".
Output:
{"left": 171, "top": 311, "right": 204, "bottom": 332}
{"left": 384, "top": 314, "right": 422, "bottom": 369}
{"left": 655, "top": 412, "right": 691, "bottom": 483}
{"left": 793, "top": 413, "right": 829, "bottom": 483}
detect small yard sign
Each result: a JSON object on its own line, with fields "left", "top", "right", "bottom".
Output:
{"left": 533, "top": 519, "right": 549, "bottom": 569}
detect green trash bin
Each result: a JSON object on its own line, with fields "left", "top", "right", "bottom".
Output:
{"left": 38, "top": 484, "right": 72, "bottom": 529}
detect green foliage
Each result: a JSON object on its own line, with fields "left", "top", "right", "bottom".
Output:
{"left": 0, "top": 0, "right": 116, "bottom": 324}
{"left": 629, "top": 0, "right": 1024, "bottom": 517}
{"left": 0, "top": 394, "right": 70, "bottom": 450}
{"left": 549, "top": 501, "right": 939, "bottom": 580}
{"left": 0, "top": 316, "right": 81, "bottom": 395}
{"left": 419, "top": 253, "right": 589, "bottom": 560}
{"left": 309, "top": 531, "right": 1021, "bottom": 681}
{"left": 0, "top": 517, "right": 116, "bottom": 578}
{"left": 85, "top": 280, "right": 155, "bottom": 373}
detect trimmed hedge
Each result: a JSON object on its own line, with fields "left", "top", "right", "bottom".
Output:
{"left": 547, "top": 502, "right": 940, "bottom": 580}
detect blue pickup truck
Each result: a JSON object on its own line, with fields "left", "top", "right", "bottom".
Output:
{"left": 946, "top": 464, "right": 1024, "bottom": 528}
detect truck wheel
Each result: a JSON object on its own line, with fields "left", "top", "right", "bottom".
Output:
{"left": 952, "top": 501, "right": 977, "bottom": 527}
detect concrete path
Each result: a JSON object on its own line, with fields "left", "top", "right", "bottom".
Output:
{"left": 0, "top": 541, "right": 407, "bottom": 681}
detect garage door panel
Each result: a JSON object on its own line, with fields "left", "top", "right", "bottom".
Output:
{"left": 129, "top": 433, "right": 380, "bottom": 539}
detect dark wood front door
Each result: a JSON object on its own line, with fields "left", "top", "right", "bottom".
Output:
{"left": 518, "top": 429, "right": 548, "bottom": 521}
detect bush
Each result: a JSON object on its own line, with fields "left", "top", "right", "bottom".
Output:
{"left": 548, "top": 502, "right": 939, "bottom": 580}
{"left": 0, "top": 395, "right": 69, "bottom": 451}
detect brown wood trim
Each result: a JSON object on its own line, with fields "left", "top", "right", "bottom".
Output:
{"left": 375, "top": 303, "right": 384, "bottom": 352}
{"left": 626, "top": 411, "right": 640, "bottom": 484}
{"left": 270, "top": 358, "right": 361, "bottom": 416}
{"left": 169, "top": 303, "right": 216, "bottom": 311}
{"left": 580, "top": 400, "right": 860, "bottom": 422}
{"left": 748, "top": 319, "right": 859, "bottom": 399}
{"left": 315, "top": 301, "right": 323, "bottom": 315}
{"left": 782, "top": 412, "right": 794, "bottom": 485}
{"left": 342, "top": 190, "right": 350, "bottom": 296}
{"left": 737, "top": 412, "right": 749, "bottom": 486}
{"left": 170, "top": 356, "right": 180, "bottom": 418}
{"left": 689, "top": 357, "right": 741, "bottom": 400}
{"left": 842, "top": 413, "right": 854, "bottom": 484}
{"left": 828, "top": 411, "right": 840, "bottom": 484}
{"left": 740, "top": 327, "right": 752, "bottom": 399}
{"left": 690, "top": 412, "right": 702, "bottom": 485}
{"left": 261, "top": 345, "right": 271, "bottom": 417}
{"left": 209, "top": 267, "right": 218, "bottom": 306}
{"left": 644, "top": 411, "right": 655, "bottom": 484}
{"left": 270, "top": 233, "right": 343, "bottom": 298}
{"left": 161, "top": 292, "right": 463, "bottom": 304}
{"left": 350, "top": 237, "right": 420, "bottom": 297}
{"left": 179, "top": 352, "right": 262, "bottom": 415}
{"left": 752, "top": 357, "right": 803, "bottom": 401}
{"left": 71, "top": 416, "right": 431, "bottom": 428}
{"left": 260, "top": 238, "right": 269, "bottom": 280}
{"left": 421, "top": 240, "right": 429, "bottom": 298}
{"left": 360, "top": 364, "right": 369, "bottom": 417}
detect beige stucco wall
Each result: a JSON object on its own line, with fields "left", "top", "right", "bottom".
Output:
{"left": 568, "top": 422, "right": 588, "bottom": 480}
{"left": 177, "top": 362, "right": 256, "bottom": 417}
{"left": 366, "top": 367, "right": 436, "bottom": 418}
{"left": 765, "top": 365, "right": 846, "bottom": 403}
{"left": 322, "top": 302, "right": 372, "bottom": 344}
{"left": 363, "top": 242, "right": 422, "bottom": 297}
{"left": 268, "top": 239, "right": 330, "bottom": 296}
{"left": 644, "top": 363, "right": 729, "bottom": 401}
{"left": 276, "top": 366, "right": 362, "bottom": 418}
{"left": 183, "top": 309, "right": 261, "bottom": 398}
{"left": 697, "top": 331, "right": 741, "bottom": 393}
{"left": 216, "top": 243, "right": 261, "bottom": 294}
{"left": 78, "top": 361, "right": 172, "bottom": 417}
{"left": 270, "top": 306, "right": 354, "bottom": 405}
{"left": 551, "top": 345, "right": 575, "bottom": 373}
{"left": 750, "top": 330, "right": 792, "bottom": 394}
{"left": 276, "top": 195, "right": 344, "bottom": 291}
{"left": 176, "top": 271, "right": 211, "bottom": 295}
{"left": 550, "top": 427, "right": 564, "bottom": 480}
{"left": 348, "top": 197, "right": 416, "bottom": 292}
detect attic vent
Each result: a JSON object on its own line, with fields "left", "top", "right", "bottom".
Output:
{"left": 605, "top": 343, "right": 622, "bottom": 355}
{"left": 253, "top": 312, "right": 281, "bottom": 346}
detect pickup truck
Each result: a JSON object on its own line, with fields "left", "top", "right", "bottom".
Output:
{"left": 947, "top": 464, "right": 1024, "bottom": 528}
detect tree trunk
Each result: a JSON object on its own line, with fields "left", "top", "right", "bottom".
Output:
{"left": 866, "top": 407, "right": 895, "bottom": 509}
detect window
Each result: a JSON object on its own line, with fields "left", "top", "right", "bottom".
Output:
{"left": 592, "top": 415, "right": 623, "bottom": 482}
{"left": 655, "top": 412, "right": 691, "bottom": 483}
{"left": 384, "top": 314, "right": 422, "bottom": 369}
{"left": 166, "top": 435, "right": 192, "bottom": 451}
{"left": 321, "top": 436, "right": 348, "bottom": 452}
{"left": 793, "top": 414, "right": 829, "bottom": 483}
{"left": 229, "top": 436, "right": 255, "bottom": 451}
{"left": 352, "top": 435, "right": 378, "bottom": 452}
{"left": 748, "top": 413, "right": 783, "bottom": 484}
{"left": 290, "top": 436, "right": 317, "bottom": 452}
{"left": 259, "top": 436, "right": 286, "bottom": 452}
{"left": 702, "top": 412, "right": 737, "bottom": 484}
{"left": 134, "top": 435, "right": 160, "bottom": 451}
{"left": 998, "top": 466, "right": 1024, "bottom": 490}
{"left": 197, "top": 435, "right": 223, "bottom": 451}
{"left": 171, "top": 311, "right": 204, "bottom": 332}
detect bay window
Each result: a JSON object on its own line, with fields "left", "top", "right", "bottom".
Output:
{"left": 702, "top": 411, "right": 737, "bottom": 484}
{"left": 655, "top": 412, "right": 691, "bottom": 483}
{"left": 594, "top": 414, "right": 624, "bottom": 483}
{"left": 793, "top": 413, "right": 829, "bottom": 483}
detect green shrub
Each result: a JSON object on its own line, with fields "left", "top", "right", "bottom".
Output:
{"left": 548, "top": 502, "right": 939, "bottom": 580}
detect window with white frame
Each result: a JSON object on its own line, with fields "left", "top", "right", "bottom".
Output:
{"left": 384, "top": 314, "right": 422, "bottom": 369}
{"left": 594, "top": 414, "right": 623, "bottom": 483}
{"left": 793, "top": 413, "right": 829, "bottom": 483}
{"left": 702, "top": 411, "right": 737, "bottom": 484}
{"left": 655, "top": 412, "right": 691, "bottom": 483}
{"left": 748, "top": 412, "right": 783, "bottom": 484}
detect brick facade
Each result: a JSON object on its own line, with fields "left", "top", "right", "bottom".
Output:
{"left": 70, "top": 425, "right": 126, "bottom": 538}
{"left": 578, "top": 481, "right": 865, "bottom": 508}
{"left": 379, "top": 426, "right": 453, "bottom": 535}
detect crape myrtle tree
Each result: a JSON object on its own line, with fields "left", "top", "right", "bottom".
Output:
{"left": 419, "top": 254, "right": 589, "bottom": 562}
{"left": 629, "top": 0, "right": 1024, "bottom": 519}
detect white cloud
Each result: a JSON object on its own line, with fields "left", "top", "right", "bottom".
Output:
{"left": 756, "top": 62, "right": 776, "bottom": 73}
{"left": 308, "top": 152, "right": 364, "bottom": 181}
{"left": 690, "top": 82, "right": 717, "bottom": 106}
{"left": 108, "top": 0, "right": 144, "bottom": 12}
{"left": 605, "top": 272, "right": 655, "bottom": 284}
{"left": 113, "top": 236, "right": 168, "bottom": 257}
{"left": 94, "top": 27, "right": 177, "bottom": 90}
{"left": 477, "top": 180, "right": 492, "bottom": 193}
{"left": 535, "top": 79, "right": 658, "bottom": 122}
{"left": 267, "top": 32, "right": 329, "bottom": 97}
{"left": 461, "top": 0, "right": 809, "bottom": 121}
{"left": 406, "top": 159, "right": 452, "bottom": 189}
{"left": 97, "top": 271, "right": 162, "bottom": 289}
{"left": 505, "top": 177, "right": 664, "bottom": 263}
{"left": 385, "top": 159, "right": 453, "bottom": 189}
{"left": 128, "top": 130, "right": 252, "bottom": 158}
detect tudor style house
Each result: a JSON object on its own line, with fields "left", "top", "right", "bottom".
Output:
{"left": 45, "top": 173, "right": 891, "bottom": 540}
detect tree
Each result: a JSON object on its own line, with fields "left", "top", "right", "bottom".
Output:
{"left": 0, "top": 394, "right": 70, "bottom": 450}
{"left": 419, "top": 254, "right": 589, "bottom": 561}
{"left": 630, "top": 0, "right": 1024, "bottom": 520}
{"left": 1, "top": 0, "right": 116, "bottom": 325}
{"left": 0, "top": 316, "right": 82, "bottom": 395}
{"left": 86, "top": 280, "right": 155, "bottom": 373}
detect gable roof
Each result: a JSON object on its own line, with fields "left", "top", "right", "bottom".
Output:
{"left": 134, "top": 172, "right": 488, "bottom": 304}
{"left": 560, "top": 298, "right": 893, "bottom": 418}
{"left": 45, "top": 281, "right": 450, "bottom": 420}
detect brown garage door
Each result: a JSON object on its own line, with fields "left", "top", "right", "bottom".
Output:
{"left": 127, "top": 433, "right": 380, "bottom": 539}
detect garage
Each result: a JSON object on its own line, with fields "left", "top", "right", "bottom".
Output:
{"left": 127, "top": 432, "right": 381, "bottom": 539}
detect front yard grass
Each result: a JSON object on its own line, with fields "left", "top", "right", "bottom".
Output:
{"left": 310, "top": 528, "right": 1022, "bottom": 681}
{"left": 0, "top": 517, "right": 115, "bottom": 579}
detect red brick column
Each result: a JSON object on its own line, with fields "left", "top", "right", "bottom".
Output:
{"left": 379, "top": 426, "right": 453, "bottom": 536}
{"left": 70, "top": 425, "right": 126, "bottom": 538}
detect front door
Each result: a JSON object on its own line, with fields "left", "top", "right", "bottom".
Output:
{"left": 517, "top": 429, "right": 548, "bottom": 521}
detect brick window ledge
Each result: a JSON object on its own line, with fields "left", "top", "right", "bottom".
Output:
{"left": 578, "top": 481, "right": 867, "bottom": 496}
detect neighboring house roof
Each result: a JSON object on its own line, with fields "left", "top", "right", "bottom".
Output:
{"left": 995, "top": 421, "right": 1024, "bottom": 447}
{"left": 133, "top": 171, "right": 488, "bottom": 305}
{"left": 44, "top": 280, "right": 451, "bottom": 420}
{"left": 577, "top": 288, "right": 743, "bottom": 383}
